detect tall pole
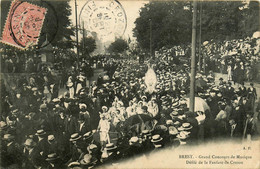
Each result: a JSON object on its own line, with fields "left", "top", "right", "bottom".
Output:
{"left": 150, "top": 19, "right": 152, "bottom": 58}
{"left": 82, "top": 22, "right": 85, "bottom": 57}
{"left": 189, "top": 0, "right": 197, "bottom": 112}
{"left": 198, "top": 2, "right": 202, "bottom": 72}
{"left": 75, "top": 0, "right": 79, "bottom": 68}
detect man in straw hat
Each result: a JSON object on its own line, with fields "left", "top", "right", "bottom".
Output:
{"left": 22, "top": 138, "right": 41, "bottom": 168}
{"left": 45, "top": 153, "right": 66, "bottom": 169}
{"left": 35, "top": 129, "right": 49, "bottom": 159}
{"left": 101, "top": 143, "right": 119, "bottom": 165}
{"left": 80, "top": 154, "right": 98, "bottom": 169}
{"left": 2, "top": 134, "right": 22, "bottom": 168}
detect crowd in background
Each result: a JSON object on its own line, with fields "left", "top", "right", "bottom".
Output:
{"left": 1, "top": 49, "right": 259, "bottom": 168}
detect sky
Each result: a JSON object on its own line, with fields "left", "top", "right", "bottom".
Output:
{"left": 69, "top": 0, "right": 147, "bottom": 43}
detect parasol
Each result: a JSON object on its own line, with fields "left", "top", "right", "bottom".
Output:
{"left": 124, "top": 114, "right": 153, "bottom": 127}
{"left": 195, "top": 78, "right": 207, "bottom": 89}
{"left": 185, "top": 97, "right": 210, "bottom": 112}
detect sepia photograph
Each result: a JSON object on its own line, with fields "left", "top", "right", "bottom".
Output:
{"left": 0, "top": 0, "right": 259, "bottom": 168}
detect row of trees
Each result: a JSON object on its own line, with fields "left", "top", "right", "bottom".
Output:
{"left": 133, "top": 1, "right": 259, "bottom": 52}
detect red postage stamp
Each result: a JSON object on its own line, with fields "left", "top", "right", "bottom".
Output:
{"left": 1, "top": 0, "right": 47, "bottom": 49}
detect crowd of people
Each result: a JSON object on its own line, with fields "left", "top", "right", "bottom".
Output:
{"left": 1, "top": 49, "right": 259, "bottom": 168}
{"left": 155, "top": 35, "right": 260, "bottom": 82}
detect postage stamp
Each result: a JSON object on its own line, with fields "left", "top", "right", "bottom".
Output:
{"left": 1, "top": 0, "right": 47, "bottom": 49}
{"left": 79, "top": 0, "right": 127, "bottom": 40}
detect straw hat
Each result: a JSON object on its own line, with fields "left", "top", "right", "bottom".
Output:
{"left": 80, "top": 154, "right": 97, "bottom": 165}
{"left": 101, "top": 106, "right": 108, "bottom": 111}
{"left": 68, "top": 161, "right": 81, "bottom": 168}
{"left": 151, "top": 134, "right": 163, "bottom": 143}
{"left": 70, "top": 133, "right": 82, "bottom": 141}
{"left": 35, "top": 129, "right": 46, "bottom": 136}
{"left": 24, "top": 138, "right": 36, "bottom": 147}
{"left": 105, "top": 143, "right": 117, "bottom": 151}
{"left": 46, "top": 153, "right": 59, "bottom": 161}
{"left": 3, "top": 134, "right": 15, "bottom": 140}
{"left": 83, "top": 131, "right": 93, "bottom": 140}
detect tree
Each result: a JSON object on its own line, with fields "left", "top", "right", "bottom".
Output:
{"left": 108, "top": 39, "right": 128, "bottom": 54}
{"left": 200, "top": 1, "right": 259, "bottom": 42}
{"left": 79, "top": 37, "right": 96, "bottom": 57}
{"left": 0, "top": 0, "right": 74, "bottom": 49}
{"left": 134, "top": 1, "right": 259, "bottom": 52}
{"left": 133, "top": 2, "right": 192, "bottom": 51}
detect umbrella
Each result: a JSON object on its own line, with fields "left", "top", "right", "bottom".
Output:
{"left": 196, "top": 78, "right": 207, "bottom": 89}
{"left": 185, "top": 97, "right": 210, "bottom": 112}
{"left": 124, "top": 114, "right": 153, "bottom": 127}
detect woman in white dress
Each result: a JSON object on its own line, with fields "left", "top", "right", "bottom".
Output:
{"left": 227, "top": 64, "right": 232, "bottom": 82}
{"left": 144, "top": 63, "right": 157, "bottom": 94}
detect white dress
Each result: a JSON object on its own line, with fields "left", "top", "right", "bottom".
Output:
{"left": 144, "top": 65, "right": 157, "bottom": 94}
{"left": 98, "top": 119, "right": 110, "bottom": 142}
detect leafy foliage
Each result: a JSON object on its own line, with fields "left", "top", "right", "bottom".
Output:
{"left": 200, "top": 1, "right": 259, "bottom": 42}
{"left": 108, "top": 38, "right": 129, "bottom": 54}
{"left": 79, "top": 37, "right": 96, "bottom": 57}
{"left": 133, "top": 2, "right": 192, "bottom": 51}
{"left": 133, "top": 1, "right": 259, "bottom": 52}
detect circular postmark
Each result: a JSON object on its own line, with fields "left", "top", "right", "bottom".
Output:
{"left": 9, "top": 1, "right": 47, "bottom": 48}
{"left": 79, "top": 0, "right": 127, "bottom": 40}
{"left": 37, "top": 0, "right": 59, "bottom": 49}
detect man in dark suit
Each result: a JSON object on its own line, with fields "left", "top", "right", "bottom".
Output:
{"left": 22, "top": 138, "right": 42, "bottom": 169}
{"left": 35, "top": 129, "right": 49, "bottom": 167}
{"left": 45, "top": 153, "right": 66, "bottom": 169}
{"left": 238, "top": 82, "right": 247, "bottom": 97}
{"left": 224, "top": 82, "right": 235, "bottom": 101}
{"left": 247, "top": 83, "right": 257, "bottom": 112}
{"left": 2, "top": 134, "right": 22, "bottom": 168}
{"left": 77, "top": 114, "right": 91, "bottom": 135}
{"left": 227, "top": 119, "right": 243, "bottom": 139}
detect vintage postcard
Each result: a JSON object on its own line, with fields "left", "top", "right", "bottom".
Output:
{"left": 0, "top": 0, "right": 259, "bottom": 168}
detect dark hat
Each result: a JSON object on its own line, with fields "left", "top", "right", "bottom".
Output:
{"left": 70, "top": 133, "right": 82, "bottom": 141}
{"left": 46, "top": 153, "right": 59, "bottom": 161}
{"left": 35, "top": 129, "right": 46, "bottom": 136}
